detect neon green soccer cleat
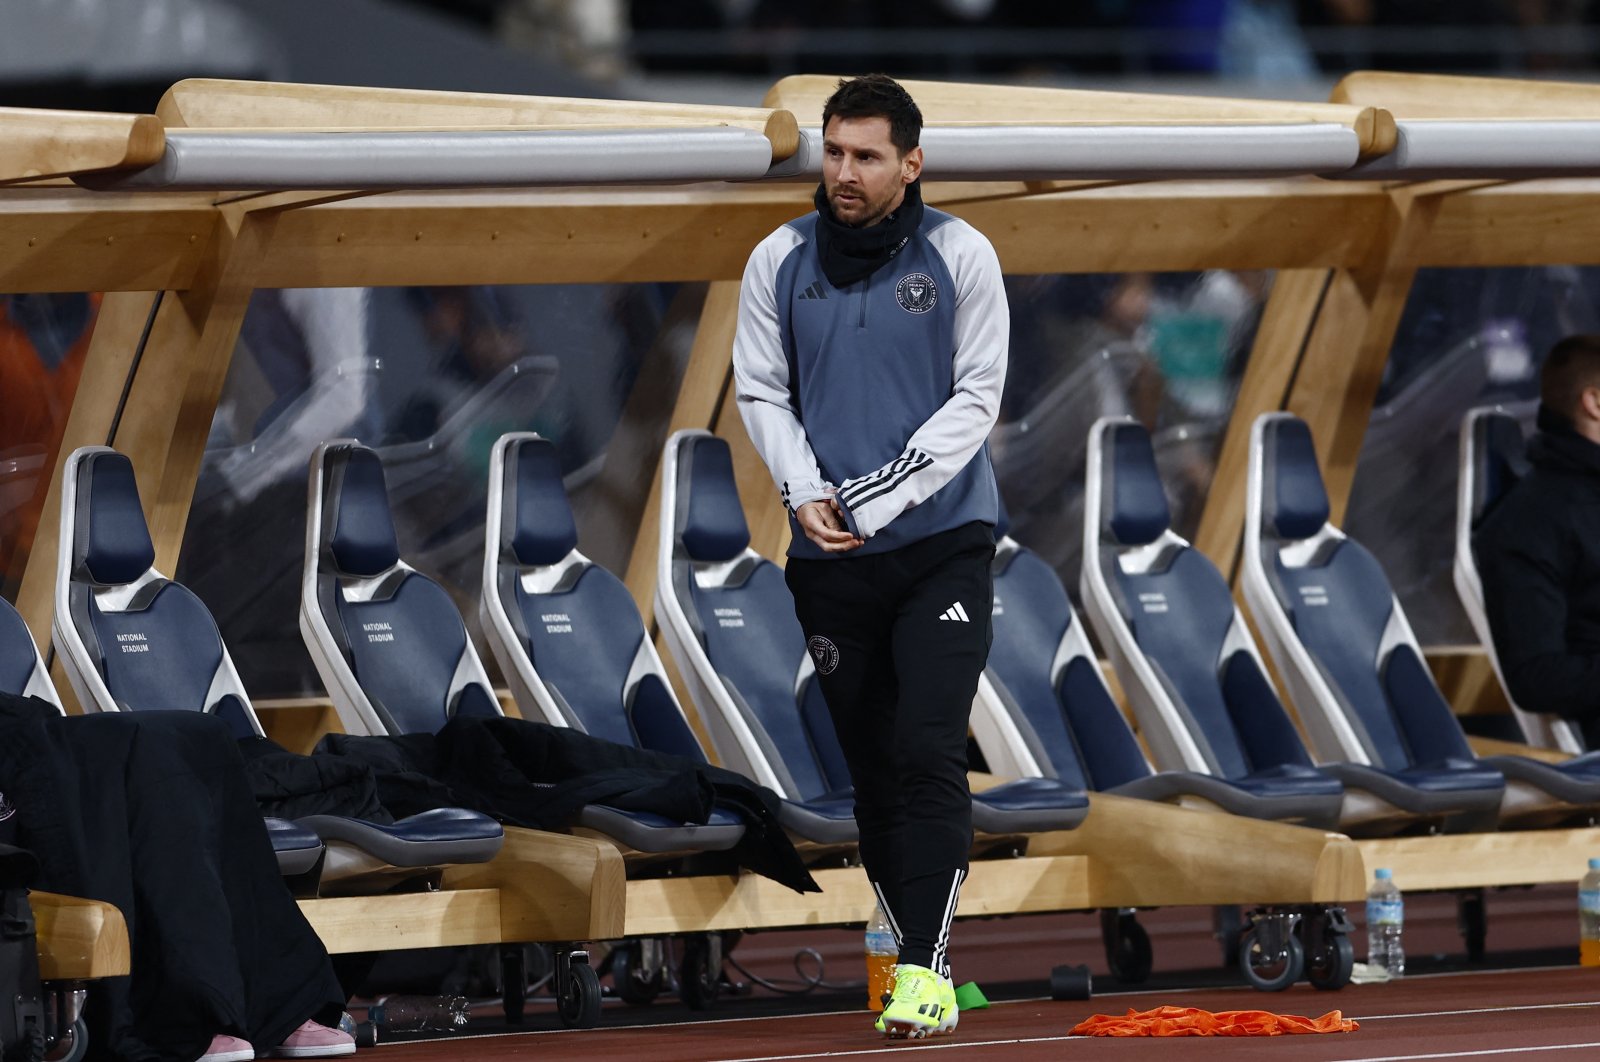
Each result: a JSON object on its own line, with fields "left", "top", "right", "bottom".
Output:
{"left": 873, "top": 965, "right": 958, "bottom": 1039}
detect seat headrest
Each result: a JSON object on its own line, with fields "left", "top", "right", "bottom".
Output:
{"left": 1477, "top": 411, "right": 1529, "bottom": 516}
{"left": 678, "top": 435, "right": 751, "bottom": 562}
{"left": 1264, "top": 417, "right": 1330, "bottom": 541}
{"left": 507, "top": 437, "right": 577, "bottom": 566}
{"left": 1104, "top": 423, "right": 1170, "bottom": 547}
{"left": 324, "top": 445, "right": 400, "bottom": 578}
{"left": 79, "top": 451, "right": 155, "bottom": 586}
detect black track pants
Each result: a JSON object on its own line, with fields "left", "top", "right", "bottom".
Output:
{"left": 785, "top": 521, "right": 994, "bottom": 977}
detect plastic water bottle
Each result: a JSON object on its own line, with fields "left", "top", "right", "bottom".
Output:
{"left": 368, "top": 995, "right": 470, "bottom": 1032}
{"left": 864, "top": 904, "right": 898, "bottom": 1012}
{"left": 1366, "top": 867, "right": 1405, "bottom": 978}
{"left": 1581, "top": 858, "right": 1600, "bottom": 967}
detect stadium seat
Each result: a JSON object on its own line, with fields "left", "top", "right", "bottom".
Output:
{"left": 51, "top": 446, "right": 503, "bottom": 886}
{"left": 1454, "top": 405, "right": 1590, "bottom": 754}
{"left": 654, "top": 428, "right": 1090, "bottom": 840}
{"left": 0, "top": 584, "right": 327, "bottom": 881}
{"left": 1244, "top": 413, "right": 1600, "bottom": 828}
{"left": 1078, "top": 417, "right": 1349, "bottom": 830}
{"left": 0, "top": 590, "right": 56, "bottom": 706}
{"left": 483, "top": 431, "right": 862, "bottom": 849}
{"left": 979, "top": 506, "right": 1344, "bottom": 829}
{"left": 301, "top": 438, "right": 744, "bottom": 855}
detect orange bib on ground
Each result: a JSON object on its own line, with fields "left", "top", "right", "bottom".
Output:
{"left": 1070, "top": 1005, "right": 1358, "bottom": 1037}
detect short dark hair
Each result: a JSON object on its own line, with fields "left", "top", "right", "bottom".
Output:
{"left": 821, "top": 74, "right": 922, "bottom": 156}
{"left": 1541, "top": 334, "right": 1600, "bottom": 415}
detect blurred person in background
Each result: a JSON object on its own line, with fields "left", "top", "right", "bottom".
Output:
{"left": 0, "top": 294, "right": 96, "bottom": 595}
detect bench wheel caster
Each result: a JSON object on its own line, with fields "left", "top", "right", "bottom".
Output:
{"left": 557, "top": 951, "right": 601, "bottom": 1029}
{"left": 500, "top": 945, "right": 528, "bottom": 1025}
{"left": 679, "top": 934, "right": 722, "bottom": 1011}
{"left": 613, "top": 940, "right": 665, "bottom": 1006}
{"left": 1240, "top": 916, "right": 1304, "bottom": 992}
{"left": 1299, "top": 908, "right": 1354, "bottom": 991}
{"left": 43, "top": 1018, "right": 87, "bottom": 1062}
{"left": 1099, "top": 909, "right": 1153, "bottom": 984}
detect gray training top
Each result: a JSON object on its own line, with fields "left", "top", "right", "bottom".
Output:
{"left": 732, "top": 204, "right": 1011, "bottom": 559}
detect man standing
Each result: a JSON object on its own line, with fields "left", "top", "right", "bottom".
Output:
{"left": 733, "top": 74, "right": 1008, "bottom": 1039}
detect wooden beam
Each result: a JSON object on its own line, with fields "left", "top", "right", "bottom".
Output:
{"left": 765, "top": 75, "right": 1396, "bottom": 159}
{"left": 244, "top": 180, "right": 1389, "bottom": 289}
{"left": 1194, "top": 268, "right": 1330, "bottom": 578}
{"left": 0, "top": 108, "right": 164, "bottom": 183}
{"left": 13, "top": 290, "right": 161, "bottom": 652}
{"left": 157, "top": 79, "right": 800, "bottom": 163}
{"left": 104, "top": 204, "right": 267, "bottom": 580}
{"left": 299, "top": 889, "right": 503, "bottom": 954}
{"left": 623, "top": 280, "right": 744, "bottom": 619}
{"left": 442, "top": 827, "right": 626, "bottom": 942}
{"left": 1332, "top": 71, "right": 1600, "bottom": 119}
{"left": 1356, "top": 826, "right": 1600, "bottom": 891}
{"left": 622, "top": 855, "right": 1094, "bottom": 936}
{"left": 1025, "top": 792, "right": 1365, "bottom": 906}
{"left": 1420, "top": 181, "right": 1600, "bottom": 268}
{"left": 0, "top": 190, "right": 215, "bottom": 293}
{"left": 1284, "top": 188, "right": 1440, "bottom": 524}
{"left": 31, "top": 892, "right": 130, "bottom": 980}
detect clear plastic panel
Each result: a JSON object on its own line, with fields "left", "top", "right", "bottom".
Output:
{"left": 993, "top": 270, "right": 1272, "bottom": 594}
{"left": 179, "top": 283, "right": 703, "bottom": 696}
{"left": 0, "top": 293, "right": 101, "bottom": 602}
{"left": 1345, "top": 265, "right": 1600, "bottom": 646}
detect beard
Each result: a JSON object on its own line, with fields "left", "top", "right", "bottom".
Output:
{"left": 826, "top": 182, "right": 899, "bottom": 228}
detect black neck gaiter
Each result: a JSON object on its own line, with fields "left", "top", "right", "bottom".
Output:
{"left": 812, "top": 179, "right": 924, "bottom": 289}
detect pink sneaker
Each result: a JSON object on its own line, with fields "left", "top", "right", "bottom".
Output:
{"left": 198, "top": 1035, "right": 255, "bottom": 1062}
{"left": 265, "top": 1020, "right": 356, "bottom": 1059}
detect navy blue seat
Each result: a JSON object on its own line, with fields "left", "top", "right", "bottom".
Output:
{"left": 478, "top": 432, "right": 746, "bottom": 851}
{"left": 52, "top": 446, "right": 502, "bottom": 885}
{"left": 0, "top": 587, "right": 331, "bottom": 880}
{"left": 654, "top": 429, "right": 1090, "bottom": 840}
{"left": 980, "top": 515, "right": 1344, "bottom": 828}
{"left": 1455, "top": 406, "right": 1590, "bottom": 755}
{"left": 1076, "top": 418, "right": 1346, "bottom": 830}
{"left": 1240, "top": 414, "right": 1573, "bottom": 831}
{"left": 0, "top": 594, "right": 55, "bottom": 705}
{"left": 302, "top": 439, "right": 741, "bottom": 855}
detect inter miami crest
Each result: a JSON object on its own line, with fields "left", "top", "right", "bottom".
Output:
{"left": 895, "top": 272, "right": 937, "bottom": 314}
{"left": 807, "top": 635, "right": 840, "bottom": 675}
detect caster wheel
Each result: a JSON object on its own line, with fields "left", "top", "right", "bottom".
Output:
{"left": 1100, "top": 909, "right": 1153, "bottom": 985}
{"left": 613, "top": 941, "right": 665, "bottom": 1006}
{"left": 1305, "top": 930, "right": 1354, "bottom": 990}
{"left": 1239, "top": 925, "right": 1304, "bottom": 992}
{"left": 1049, "top": 963, "right": 1093, "bottom": 1001}
{"left": 557, "top": 956, "right": 602, "bottom": 1028}
{"left": 679, "top": 934, "right": 723, "bottom": 1011}
{"left": 500, "top": 945, "right": 528, "bottom": 1024}
{"left": 45, "top": 1018, "right": 88, "bottom": 1062}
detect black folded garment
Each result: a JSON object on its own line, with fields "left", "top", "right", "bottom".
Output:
{"left": 301, "top": 716, "right": 820, "bottom": 895}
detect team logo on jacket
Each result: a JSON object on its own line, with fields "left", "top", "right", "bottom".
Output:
{"left": 0, "top": 792, "right": 13, "bottom": 822}
{"left": 895, "top": 273, "right": 937, "bottom": 314}
{"left": 807, "top": 635, "right": 840, "bottom": 675}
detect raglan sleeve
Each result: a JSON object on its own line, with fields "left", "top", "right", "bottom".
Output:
{"left": 833, "top": 220, "right": 1008, "bottom": 540}
{"left": 732, "top": 229, "right": 837, "bottom": 514}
